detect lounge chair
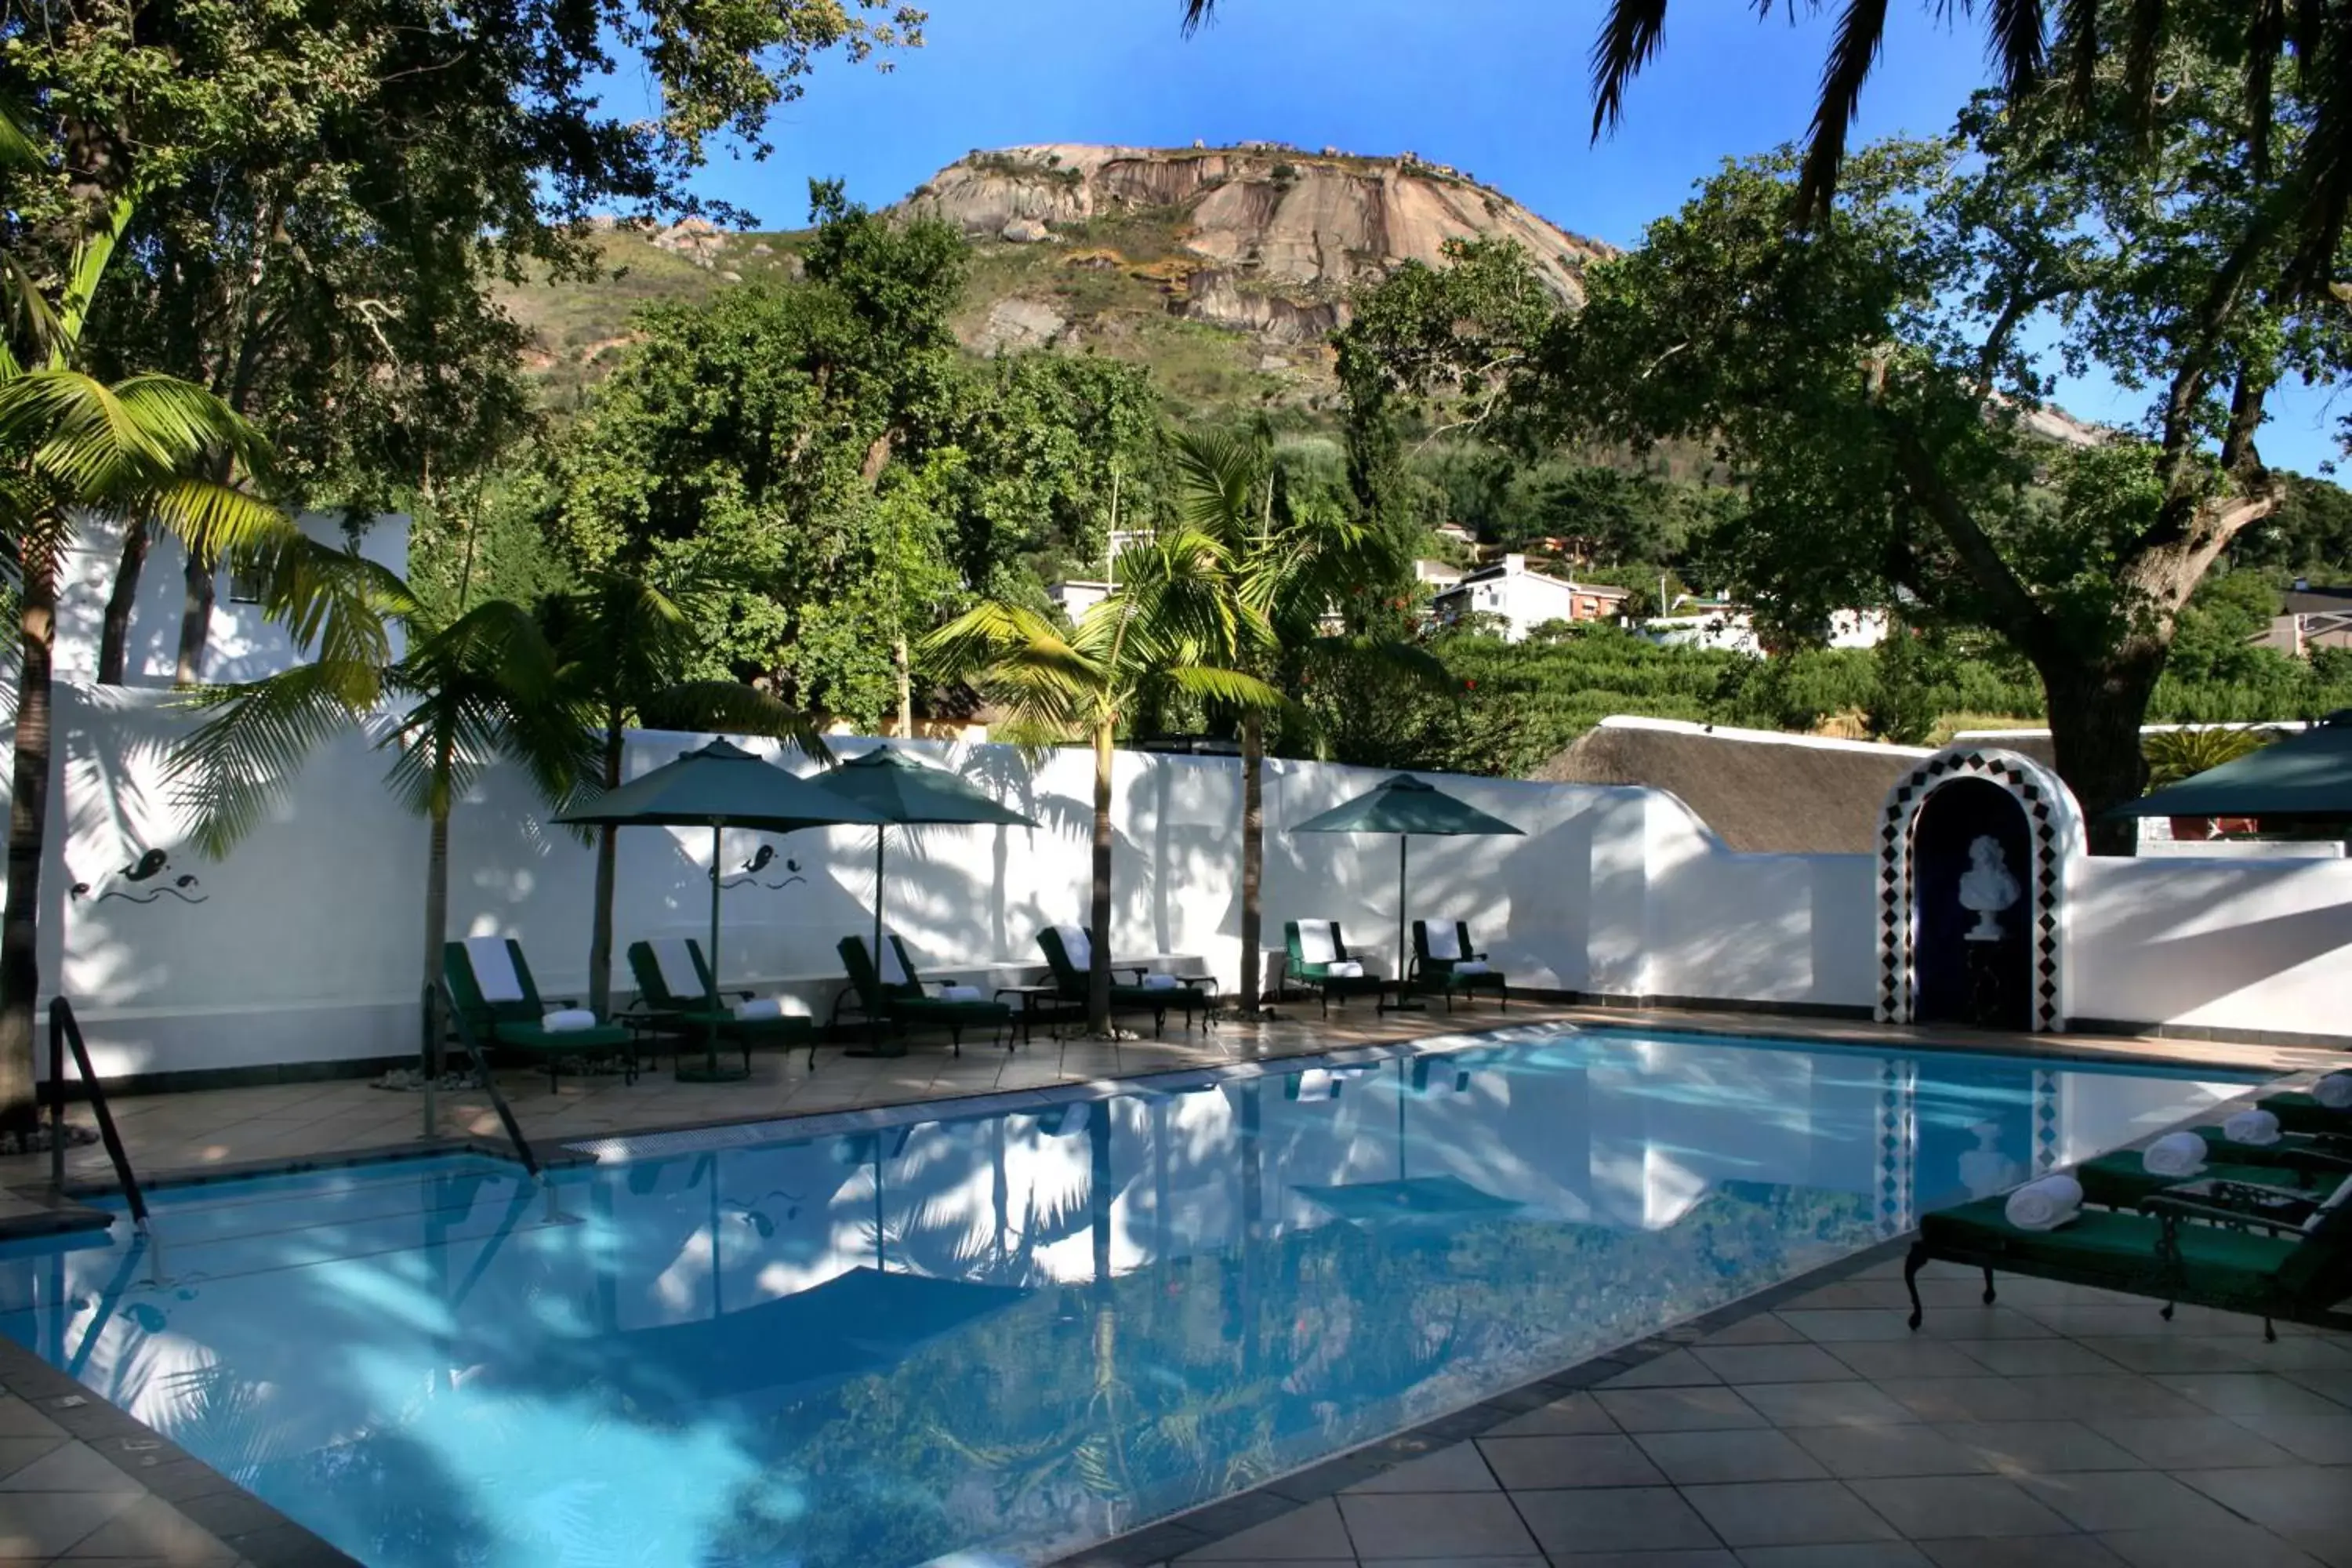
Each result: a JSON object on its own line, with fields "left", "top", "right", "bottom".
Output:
{"left": 626, "top": 938, "right": 818, "bottom": 1071}
{"left": 835, "top": 935, "right": 1011, "bottom": 1055}
{"left": 1905, "top": 1170, "right": 2352, "bottom": 1341}
{"left": 1410, "top": 919, "right": 1507, "bottom": 1011}
{"left": 2074, "top": 1142, "right": 2350, "bottom": 1212}
{"left": 1036, "top": 924, "right": 1214, "bottom": 1036}
{"left": 443, "top": 936, "right": 636, "bottom": 1091}
{"left": 2259, "top": 1091, "right": 2352, "bottom": 1137}
{"left": 1282, "top": 920, "right": 1393, "bottom": 1017}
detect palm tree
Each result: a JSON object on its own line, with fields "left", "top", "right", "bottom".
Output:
{"left": 0, "top": 188, "right": 361, "bottom": 1137}
{"left": 925, "top": 532, "right": 1283, "bottom": 1033}
{"left": 1166, "top": 427, "right": 1447, "bottom": 1014}
{"left": 537, "top": 568, "right": 833, "bottom": 1018}
{"left": 169, "top": 587, "right": 596, "bottom": 1082}
{"left": 1181, "top": 2, "right": 2349, "bottom": 287}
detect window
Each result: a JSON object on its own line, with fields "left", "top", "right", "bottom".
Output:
{"left": 227, "top": 561, "right": 267, "bottom": 604}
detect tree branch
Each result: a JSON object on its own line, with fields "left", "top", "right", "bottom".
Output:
{"left": 2154, "top": 203, "right": 2285, "bottom": 487}
{"left": 1884, "top": 416, "right": 2053, "bottom": 659}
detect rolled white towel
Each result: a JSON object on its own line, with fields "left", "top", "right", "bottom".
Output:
{"left": 2314, "top": 1070, "right": 2352, "bottom": 1111}
{"left": 2004, "top": 1174, "right": 2083, "bottom": 1232}
{"left": 541, "top": 1008, "right": 597, "bottom": 1033}
{"left": 1325, "top": 960, "right": 1364, "bottom": 978}
{"left": 2224, "top": 1109, "right": 2283, "bottom": 1146}
{"left": 1454, "top": 960, "right": 1492, "bottom": 976}
{"left": 938, "top": 984, "right": 985, "bottom": 1002}
{"left": 1138, "top": 973, "right": 1180, "bottom": 990}
{"left": 2143, "top": 1131, "right": 2208, "bottom": 1178}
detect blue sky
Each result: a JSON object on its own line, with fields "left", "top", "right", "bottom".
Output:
{"left": 649, "top": 0, "right": 2343, "bottom": 475}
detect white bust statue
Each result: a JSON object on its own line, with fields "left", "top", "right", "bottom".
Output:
{"left": 1958, "top": 834, "right": 2021, "bottom": 942}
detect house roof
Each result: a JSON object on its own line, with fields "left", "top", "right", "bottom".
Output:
{"left": 1445, "top": 563, "right": 1634, "bottom": 595}
{"left": 1532, "top": 716, "right": 1934, "bottom": 855}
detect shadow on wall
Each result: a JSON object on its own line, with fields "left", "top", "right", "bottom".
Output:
{"left": 2068, "top": 855, "right": 2352, "bottom": 1031}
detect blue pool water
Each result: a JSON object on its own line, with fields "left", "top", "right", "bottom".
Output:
{"left": 0, "top": 1028, "right": 2267, "bottom": 1568}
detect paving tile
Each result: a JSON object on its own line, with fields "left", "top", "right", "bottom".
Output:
{"left": 1341, "top": 1443, "right": 1498, "bottom": 1494}
{"left": 1595, "top": 1388, "right": 1769, "bottom": 1433}
{"left": 1917, "top": 1538, "right": 2130, "bottom": 1567}
{"left": 2086, "top": 1414, "right": 2300, "bottom": 1468}
{"left": 0, "top": 1433, "right": 66, "bottom": 1481}
{"left": 1737, "top": 1547, "right": 1933, "bottom": 1567}
{"left": 1679, "top": 1479, "right": 1900, "bottom": 1546}
{"left": 2171, "top": 1467, "right": 2352, "bottom": 1562}
{"left": 2013, "top": 1375, "right": 2212, "bottom": 1421}
{"left": 62, "top": 1492, "right": 237, "bottom": 1561}
{"left": 1177, "top": 1499, "right": 1353, "bottom": 1561}
{"left": 2227, "top": 1413, "right": 2352, "bottom": 1465}
{"left": 2280, "top": 1369, "right": 2352, "bottom": 1411}
{"left": 0, "top": 1396, "right": 67, "bottom": 1439}
{"left": 1734, "top": 1380, "right": 1920, "bottom": 1428}
{"left": 1697, "top": 1315, "right": 1807, "bottom": 1347}
{"left": 1549, "top": 1554, "right": 1737, "bottom": 1568}
{"left": 0, "top": 1441, "right": 147, "bottom": 1492}
{"left": 1634, "top": 1429, "right": 1828, "bottom": 1485}
{"left": 2076, "top": 1336, "right": 2261, "bottom": 1375}
{"left": 1483, "top": 1396, "right": 1619, "bottom": 1438}
{"left": 1929, "top": 1422, "right": 2146, "bottom": 1475}
{"left": 1831, "top": 1342, "right": 1998, "bottom": 1381}
{"left": 0, "top": 1486, "right": 138, "bottom": 1557}
{"left": 1790, "top": 1425, "right": 2002, "bottom": 1480}
{"left": 1848, "top": 1475, "right": 2078, "bottom": 1537}
{"left": 1779, "top": 1311, "right": 1926, "bottom": 1344}
{"left": 2014, "top": 1470, "right": 2250, "bottom": 1534}
{"left": 1915, "top": 1309, "right": 2063, "bottom": 1342}
{"left": 1601, "top": 1350, "right": 1724, "bottom": 1388}
{"left": 2095, "top": 1523, "right": 2327, "bottom": 1568}
{"left": 1880, "top": 1379, "right": 2052, "bottom": 1423}
{"left": 1476, "top": 1434, "right": 1666, "bottom": 1490}
{"left": 1336, "top": 1492, "right": 1541, "bottom": 1559}
{"left": 2224, "top": 1338, "right": 2352, "bottom": 1373}
{"left": 2156, "top": 1375, "right": 2352, "bottom": 1420}
{"left": 1689, "top": 1345, "right": 1860, "bottom": 1384}
{"left": 1951, "top": 1339, "right": 2130, "bottom": 1377}
{"left": 1510, "top": 1486, "right": 1723, "bottom": 1555}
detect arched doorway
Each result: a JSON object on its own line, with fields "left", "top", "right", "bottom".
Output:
{"left": 1875, "top": 749, "right": 2079, "bottom": 1032}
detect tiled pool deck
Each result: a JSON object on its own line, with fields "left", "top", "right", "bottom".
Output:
{"left": 0, "top": 1002, "right": 2344, "bottom": 1566}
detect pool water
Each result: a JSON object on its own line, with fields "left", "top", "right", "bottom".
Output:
{"left": 0, "top": 1029, "right": 2266, "bottom": 1568}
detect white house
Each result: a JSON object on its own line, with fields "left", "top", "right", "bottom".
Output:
{"left": 56, "top": 510, "right": 410, "bottom": 686}
{"left": 1413, "top": 559, "right": 1464, "bottom": 589}
{"left": 1047, "top": 579, "right": 1113, "bottom": 619}
{"left": 1430, "top": 554, "right": 1632, "bottom": 643}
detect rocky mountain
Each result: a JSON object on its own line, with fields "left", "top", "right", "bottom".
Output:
{"left": 499, "top": 141, "right": 1613, "bottom": 414}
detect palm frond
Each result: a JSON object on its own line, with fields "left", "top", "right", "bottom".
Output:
{"left": 143, "top": 478, "right": 302, "bottom": 564}
{"left": 1179, "top": 0, "right": 1216, "bottom": 35}
{"left": 1589, "top": 0, "right": 1673, "bottom": 139}
{"left": 637, "top": 680, "right": 833, "bottom": 763}
{"left": 2057, "top": 0, "right": 2101, "bottom": 105}
{"left": 2121, "top": 0, "right": 2165, "bottom": 132}
{"left": 167, "top": 664, "right": 374, "bottom": 857}
{"left": 1304, "top": 633, "right": 1454, "bottom": 691}
{"left": 1795, "top": 0, "right": 1893, "bottom": 223}
{"left": 0, "top": 93, "right": 45, "bottom": 176}
{"left": 1984, "top": 0, "right": 2046, "bottom": 91}
{"left": 1159, "top": 663, "right": 1285, "bottom": 711}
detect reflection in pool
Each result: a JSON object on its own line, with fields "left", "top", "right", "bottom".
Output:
{"left": 0, "top": 1028, "right": 2263, "bottom": 1568}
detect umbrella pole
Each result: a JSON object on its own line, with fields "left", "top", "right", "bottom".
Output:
{"left": 847, "top": 826, "right": 905, "bottom": 1058}
{"left": 677, "top": 820, "right": 750, "bottom": 1083}
{"left": 1388, "top": 834, "right": 1425, "bottom": 1012}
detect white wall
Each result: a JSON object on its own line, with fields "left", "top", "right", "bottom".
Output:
{"left": 13, "top": 683, "right": 2352, "bottom": 1081}
{"left": 54, "top": 510, "right": 409, "bottom": 687}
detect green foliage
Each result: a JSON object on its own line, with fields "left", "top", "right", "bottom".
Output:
{"left": 2143, "top": 725, "right": 2278, "bottom": 789}
{"left": 1863, "top": 626, "right": 1945, "bottom": 746}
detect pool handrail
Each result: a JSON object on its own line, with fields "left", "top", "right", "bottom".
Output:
{"left": 434, "top": 979, "right": 543, "bottom": 1177}
{"left": 47, "top": 996, "right": 148, "bottom": 1232}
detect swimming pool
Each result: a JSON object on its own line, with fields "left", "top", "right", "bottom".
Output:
{"left": 0, "top": 1027, "right": 2269, "bottom": 1568}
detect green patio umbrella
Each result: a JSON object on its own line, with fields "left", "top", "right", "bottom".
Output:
{"left": 808, "top": 745, "right": 1038, "bottom": 1038}
{"left": 556, "top": 739, "right": 884, "bottom": 1081}
{"left": 2107, "top": 714, "right": 2352, "bottom": 823}
{"left": 1289, "top": 773, "right": 1524, "bottom": 1007}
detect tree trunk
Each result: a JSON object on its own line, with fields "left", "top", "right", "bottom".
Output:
{"left": 586, "top": 723, "right": 624, "bottom": 1020}
{"left": 1240, "top": 709, "right": 1265, "bottom": 1014}
{"left": 174, "top": 546, "right": 215, "bottom": 687}
{"left": 97, "top": 514, "right": 149, "bottom": 685}
{"left": 423, "top": 764, "right": 452, "bottom": 1082}
{"left": 895, "top": 636, "right": 913, "bottom": 738}
{"left": 1089, "top": 718, "right": 1115, "bottom": 1033}
{"left": 2039, "top": 648, "right": 2166, "bottom": 856}
{"left": 0, "top": 532, "right": 60, "bottom": 1139}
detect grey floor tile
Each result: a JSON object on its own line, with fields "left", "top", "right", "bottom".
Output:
{"left": 1178, "top": 1499, "right": 1354, "bottom": 1561}
{"left": 1343, "top": 1443, "right": 1499, "bottom": 1494}
{"left": 1698, "top": 1316, "right": 1807, "bottom": 1347}
{"left": 1917, "top": 1309, "right": 2063, "bottom": 1342}
{"left": 0, "top": 1441, "right": 147, "bottom": 1493}
{"left": 1635, "top": 1429, "right": 1828, "bottom": 1485}
{"left": 1337, "top": 1491, "right": 1541, "bottom": 1559}
{"left": 1918, "top": 1537, "right": 2130, "bottom": 1566}
{"left": 2157, "top": 1375, "right": 2352, "bottom": 1421}
{"left": 1737, "top": 1546, "right": 1932, "bottom": 1567}
{"left": 0, "top": 1433, "right": 66, "bottom": 1481}
{"left": 1791, "top": 1424, "right": 2002, "bottom": 1479}
{"left": 1780, "top": 1311, "right": 1926, "bottom": 1344}
{"left": 0, "top": 1396, "right": 67, "bottom": 1439}
{"left": 1736, "top": 1380, "right": 1921, "bottom": 1428}
{"left": 2013, "top": 1376, "right": 2211, "bottom": 1421}
{"left": 61, "top": 1493, "right": 236, "bottom": 1562}
{"left": 2232, "top": 1339, "right": 2352, "bottom": 1372}
{"left": 1511, "top": 1486, "right": 1724, "bottom": 1555}
{"left": 1834, "top": 1343, "right": 2001, "bottom": 1381}
{"left": 2096, "top": 1523, "right": 2326, "bottom": 1568}
{"left": 1930, "top": 1421, "right": 2146, "bottom": 1474}
{"left": 1595, "top": 1388, "right": 1770, "bottom": 1433}
{"left": 0, "top": 1487, "right": 138, "bottom": 1558}
{"left": 2279, "top": 1369, "right": 2352, "bottom": 1411}
{"left": 1483, "top": 1396, "right": 1619, "bottom": 1438}
{"left": 1476, "top": 1434, "right": 1665, "bottom": 1490}
{"left": 2171, "top": 1466, "right": 2352, "bottom": 1559}
{"left": 1881, "top": 1379, "right": 2053, "bottom": 1423}
{"left": 1952, "top": 1340, "right": 2130, "bottom": 1377}
{"left": 2015, "top": 1470, "right": 2250, "bottom": 1534}
{"left": 1552, "top": 1554, "right": 1737, "bottom": 1568}
{"left": 2078, "top": 1337, "right": 2261, "bottom": 1375}
{"left": 1602, "top": 1350, "right": 1724, "bottom": 1388}
{"left": 2087, "top": 1414, "right": 2300, "bottom": 1468}
{"left": 2229, "top": 1413, "right": 2352, "bottom": 1464}
{"left": 1849, "top": 1474, "right": 2077, "bottom": 1537}
{"left": 1690, "top": 1345, "right": 1860, "bottom": 1384}
{"left": 1679, "top": 1480, "right": 1902, "bottom": 1546}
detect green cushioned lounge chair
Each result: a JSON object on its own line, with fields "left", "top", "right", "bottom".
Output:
{"left": 836, "top": 935, "right": 1010, "bottom": 1055}
{"left": 2074, "top": 1149, "right": 2347, "bottom": 1213}
{"left": 1036, "top": 925, "right": 1213, "bottom": 1037}
{"left": 1282, "top": 920, "right": 1392, "bottom": 1017}
{"left": 443, "top": 937, "right": 636, "bottom": 1091}
{"left": 626, "top": 938, "right": 818, "bottom": 1072}
{"left": 1906, "top": 1174, "right": 2352, "bottom": 1341}
{"left": 1410, "top": 919, "right": 1507, "bottom": 1011}
{"left": 2259, "top": 1091, "right": 2352, "bottom": 1137}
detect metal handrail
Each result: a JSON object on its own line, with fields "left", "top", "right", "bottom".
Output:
{"left": 434, "top": 982, "right": 542, "bottom": 1177}
{"left": 47, "top": 998, "right": 149, "bottom": 1231}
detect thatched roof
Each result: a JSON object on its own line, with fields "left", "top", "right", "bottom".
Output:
{"left": 1534, "top": 717, "right": 1933, "bottom": 855}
